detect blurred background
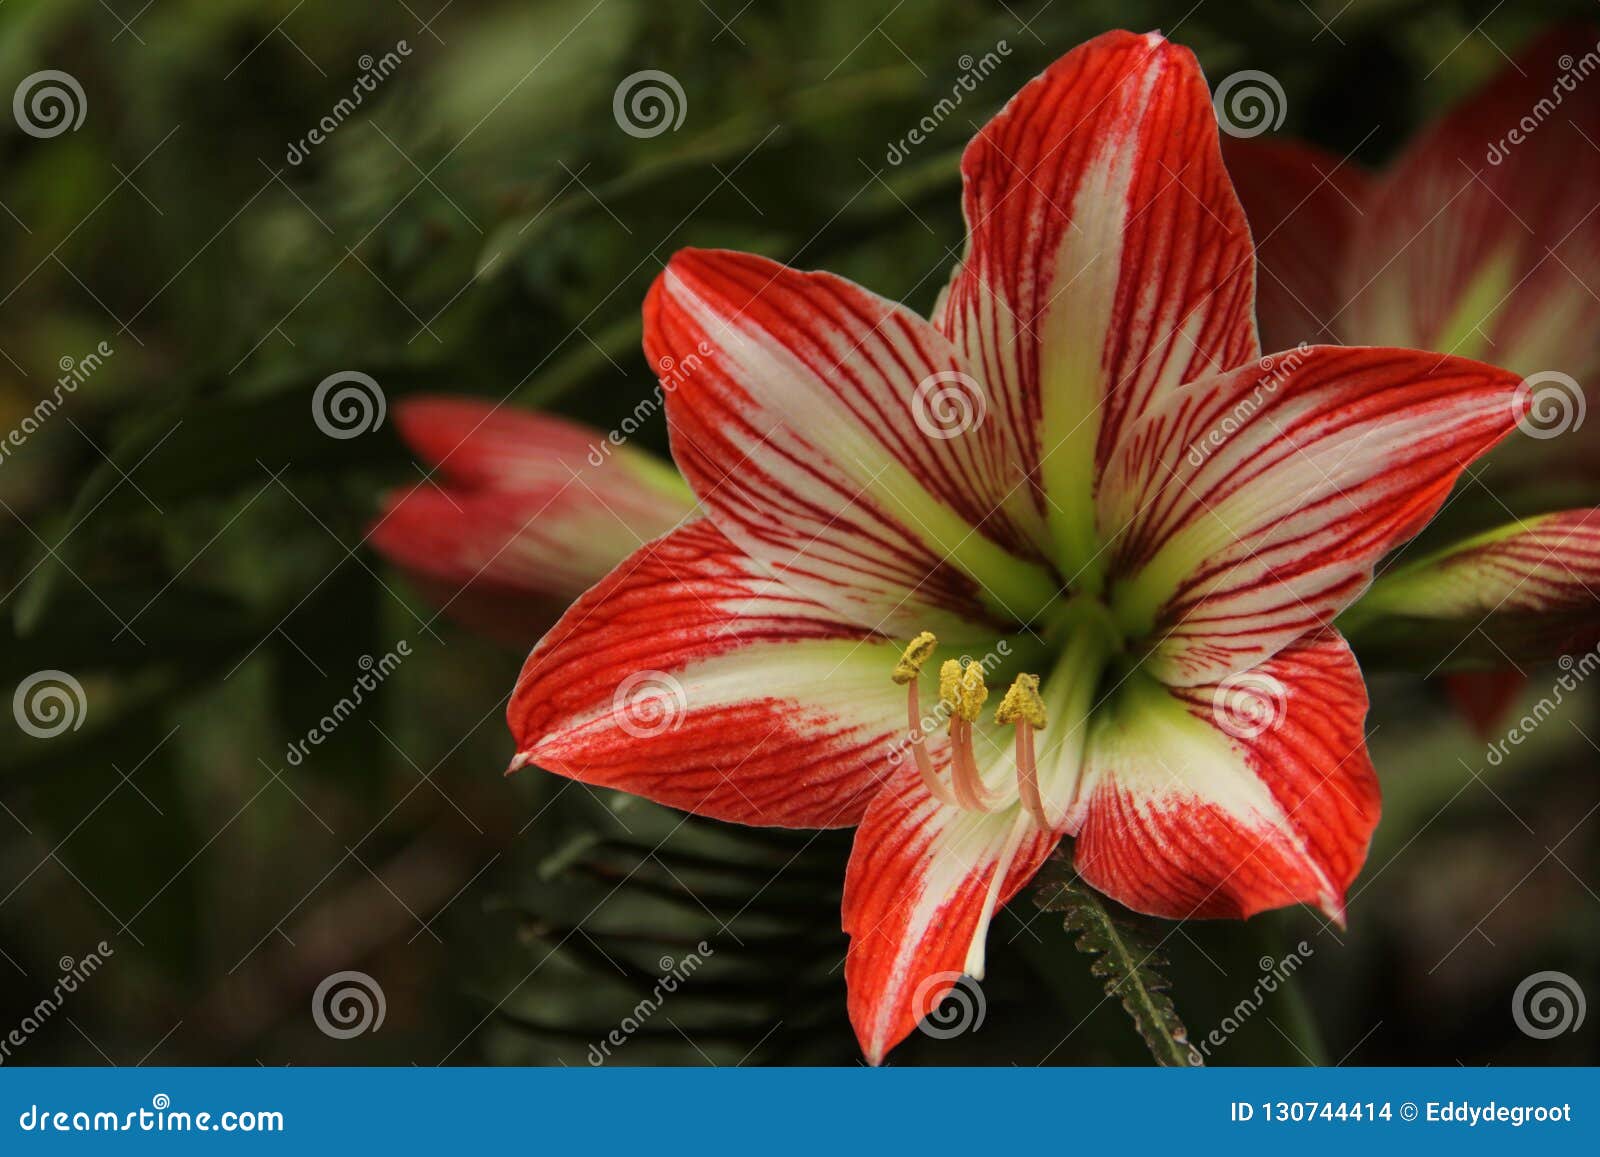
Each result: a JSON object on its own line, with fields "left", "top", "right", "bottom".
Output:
{"left": 0, "top": 0, "right": 1596, "bottom": 1066}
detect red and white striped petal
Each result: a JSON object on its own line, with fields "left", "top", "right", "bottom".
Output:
{"left": 935, "top": 29, "right": 1258, "bottom": 571}
{"left": 843, "top": 764, "right": 1059, "bottom": 1064}
{"left": 1099, "top": 345, "right": 1525, "bottom": 685}
{"left": 1342, "top": 25, "right": 1600, "bottom": 378}
{"left": 1221, "top": 137, "right": 1372, "bottom": 352}
{"left": 1074, "top": 631, "right": 1379, "bottom": 922}
{"left": 1368, "top": 508, "right": 1600, "bottom": 619}
{"left": 508, "top": 520, "right": 909, "bottom": 829}
{"left": 391, "top": 395, "right": 687, "bottom": 499}
{"left": 1353, "top": 508, "right": 1600, "bottom": 665}
{"left": 647, "top": 249, "right": 1058, "bottom": 641}
{"left": 371, "top": 486, "right": 675, "bottom": 644}
{"left": 371, "top": 397, "right": 693, "bottom": 642}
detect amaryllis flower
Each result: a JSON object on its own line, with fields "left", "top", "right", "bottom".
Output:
{"left": 1223, "top": 24, "right": 1600, "bottom": 730}
{"left": 370, "top": 396, "right": 693, "bottom": 644}
{"left": 507, "top": 29, "right": 1526, "bottom": 1063}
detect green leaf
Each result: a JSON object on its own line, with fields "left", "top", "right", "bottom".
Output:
{"left": 9, "top": 365, "right": 434, "bottom": 636}
{"left": 1034, "top": 858, "right": 1198, "bottom": 1067}
{"left": 474, "top": 65, "right": 930, "bottom": 281}
{"left": 479, "top": 795, "right": 858, "bottom": 1066}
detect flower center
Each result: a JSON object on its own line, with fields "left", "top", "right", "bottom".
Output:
{"left": 891, "top": 599, "right": 1121, "bottom": 829}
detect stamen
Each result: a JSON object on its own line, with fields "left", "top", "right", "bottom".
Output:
{"left": 938, "top": 659, "right": 964, "bottom": 716}
{"left": 958, "top": 662, "right": 989, "bottom": 719}
{"left": 995, "top": 673, "right": 1047, "bottom": 730}
{"left": 891, "top": 631, "right": 938, "bottom": 685}
{"left": 1013, "top": 723, "right": 1048, "bottom": 829}
{"left": 949, "top": 719, "right": 992, "bottom": 812}
{"left": 943, "top": 660, "right": 993, "bottom": 811}
{"left": 997, "top": 674, "right": 1051, "bottom": 829}
{"left": 890, "top": 633, "right": 957, "bottom": 806}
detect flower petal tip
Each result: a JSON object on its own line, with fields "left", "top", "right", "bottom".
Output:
{"left": 850, "top": 1012, "right": 890, "bottom": 1068}
{"left": 388, "top": 395, "right": 474, "bottom": 466}
{"left": 1319, "top": 892, "right": 1349, "bottom": 931}
{"left": 1443, "top": 671, "right": 1528, "bottom": 742}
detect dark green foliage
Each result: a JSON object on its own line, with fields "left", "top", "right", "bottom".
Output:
{"left": 1035, "top": 857, "right": 1197, "bottom": 1066}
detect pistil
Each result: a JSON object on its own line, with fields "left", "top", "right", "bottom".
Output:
{"left": 987, "top": 599, "right": 1121, "bottom": 831}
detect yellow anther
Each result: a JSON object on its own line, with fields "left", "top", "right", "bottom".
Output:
{"left": 995, "top": 673, "right": 1048, "bottom": 730}
{"left": 938, "top": 659, "right": 964, "bottom": 713}
{"left": 958, "top": 663, "right": 988, "bottom": 721}
{"left": 937, "top": 659, "right": 988, "bottom": 723}
{"left": 891, "top": 631, "right": 938, "bottom": 685}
